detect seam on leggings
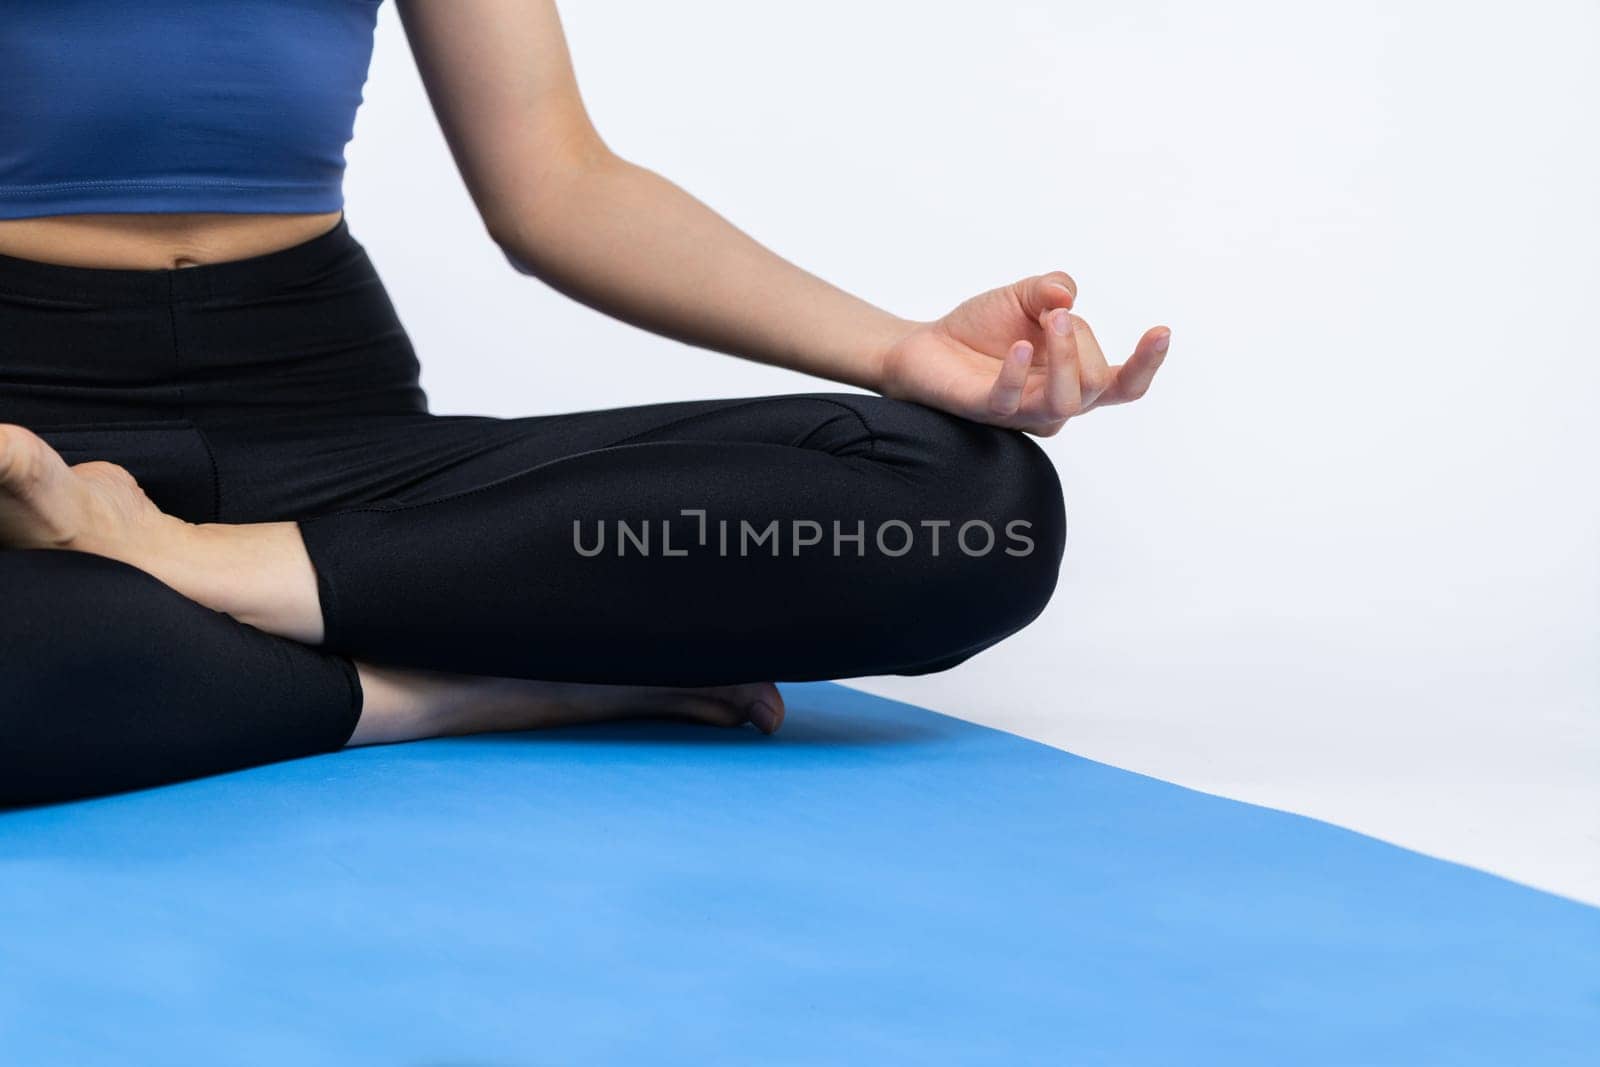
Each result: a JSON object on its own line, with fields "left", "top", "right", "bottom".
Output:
{"left": 792, "top": 395, "right": 880, "bottom": 460}
{"left": 804, "top": 395, "right": 937, "bottom": 491}
{"left": 298, "top": 441, "right": 714, "bottom": 519}
{"left": 310, "top": 547, "right": 347, "bottom": 652}
{"left": 300, "top": 395, "right": 893, "bottom": 521}
{"left": 599, "top": 395, "right": 826, "bottom": 452}
{"left": 190, "top": 424, "right": 224, "bottom": 523}
{"left": 599, "top": 393, "right": 881, "bottom": 459}
{"left": 597, "top": 393, "right": 891, "bottom": 484}
{"left": 316, "top": 397, "right": 827, "bottom": 517}
{"left": 164, "top": 276, "right": 224, "bottom": 523}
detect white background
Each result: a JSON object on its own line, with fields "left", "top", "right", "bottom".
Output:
{"left": 345, "top": 0, "right": 1599, "bottom": 904}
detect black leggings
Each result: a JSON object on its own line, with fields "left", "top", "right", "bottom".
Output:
{"left": 0, "top": 217, "right": 1066, "bottom": 806}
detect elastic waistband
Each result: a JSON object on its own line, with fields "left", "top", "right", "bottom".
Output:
{"left": 0, "top": 213, "right": 362, "bottom": 305}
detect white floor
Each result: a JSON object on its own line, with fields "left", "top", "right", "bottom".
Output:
{"left": 347, "top": 0, "right": 1600, "bottom": 909}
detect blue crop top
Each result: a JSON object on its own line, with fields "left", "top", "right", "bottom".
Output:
{"left": 0, "top": 0, "right": 383, "bottom": 219}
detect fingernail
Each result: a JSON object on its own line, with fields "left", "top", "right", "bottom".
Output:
{"left": 1051, "top": 310, "right": 1071, "bottom": 336}
{"left": 749, "top": 700, "right": 779, "bottom": 734}
{"left": 1048, "top": 281, "right": 1074, "bottom": 306}
{"left": 1153, "top": 331, "right": 1171, "bottom": 353}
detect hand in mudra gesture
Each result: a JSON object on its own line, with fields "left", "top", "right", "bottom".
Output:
{"left": 877, "top": 272, "right": 1170, "bottom": 436}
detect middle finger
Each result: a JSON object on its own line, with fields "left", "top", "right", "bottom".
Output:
{"left": 1040, "top": 308, "right": 1082, "bottom": 423}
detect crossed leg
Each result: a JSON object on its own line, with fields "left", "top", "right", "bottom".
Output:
{"left": 0, "top": 393, "right": 1065, "bottom": 805}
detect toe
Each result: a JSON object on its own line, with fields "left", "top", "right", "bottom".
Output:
{"left": 747, "top": 683, "right": 785, "bottom": 734}
{"left": 0, "top": 424, "right": 45, "bottom": 491}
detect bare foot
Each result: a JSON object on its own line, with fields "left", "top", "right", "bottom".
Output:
{"left": 0, "top": 423, "right": 168, "bottom": 550}
{"left": 349, "top": 664, "right": 786, "bottom": 746}
{"left": 0, "top": 423, "right": 323, "bottom": 641}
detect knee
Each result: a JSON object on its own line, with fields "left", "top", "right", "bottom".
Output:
{"left": 847, "top": 398, "right": 1068, "bottom": 666}
{"left": 873, "top": 396, "right": 1067, "bottom": 572}
{"left": 961, "top": 421, "right": 1068, "bottom": 577}
{"left": 945, "top": 426, "right": 1067, "bottom": 656}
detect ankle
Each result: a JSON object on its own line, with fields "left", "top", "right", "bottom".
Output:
{"left": 350, "top": 665, "right": 508, "bottom": 745}
{"left": 185, "top": 521, "right": 326, "bottom": 645}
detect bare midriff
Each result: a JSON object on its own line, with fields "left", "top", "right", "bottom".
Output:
{"left": 0, "top": 211, "right": 344, "bottom": 270}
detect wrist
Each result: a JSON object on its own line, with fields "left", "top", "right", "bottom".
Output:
{"left": 860, "top": 312, "right": 922, "bottom": 394}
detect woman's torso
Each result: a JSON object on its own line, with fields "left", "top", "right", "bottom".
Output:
{"left": 0, "top": 212, "right": 344, "bottom": 270}
{"left": 0, "top": 0, "right": 383, "bottom": 268}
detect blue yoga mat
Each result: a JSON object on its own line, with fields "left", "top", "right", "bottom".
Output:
{"left": 1, "top": 682, "right": 1595, "bottom": 1064}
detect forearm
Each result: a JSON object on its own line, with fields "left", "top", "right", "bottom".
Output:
{"left": 488, "top": 150, "right": 917, "bottom": 391}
